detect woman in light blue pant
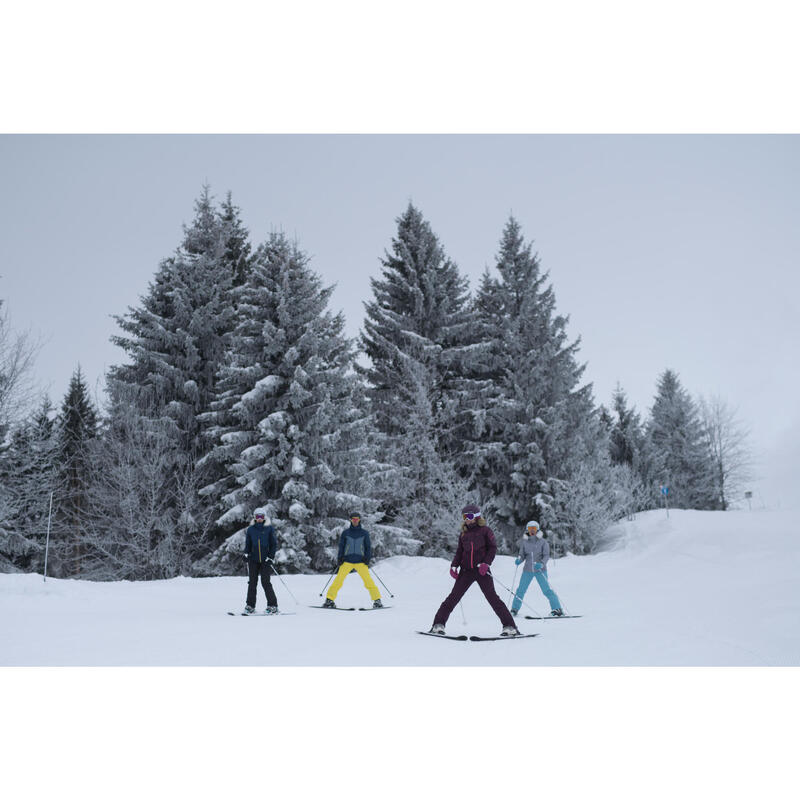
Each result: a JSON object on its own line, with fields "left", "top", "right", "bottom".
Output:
{"left": 510, "top": 521, "right": 563, "bottom": 616}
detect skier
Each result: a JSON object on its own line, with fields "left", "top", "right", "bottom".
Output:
{"left": 323, "top": 513, "right": 383, "bottom": 609}
{"left": 429, "top": 504, "right": 519, "bottom": 636}
{"left": 242, "top": 508, "right": 279, "bottom": 615}
{"left": 510, "top": 520, "right": 563, "bottom": 617}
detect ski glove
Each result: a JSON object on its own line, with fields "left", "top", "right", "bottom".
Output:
{"left": 533, "top": 562, "right": 544, "bottom": 573}
{"left": 449, "top": 566, "right": 459, "bottom": 580}
{"left": 514, "top": 557, "right": 523, "bottom": 566}
{"left": 478, "top": 563, "right": 489, "bottom": 576}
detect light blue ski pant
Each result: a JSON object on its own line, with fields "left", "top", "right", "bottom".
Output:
{"left": 511, "top": 569, "right": 561, "bottom": 612}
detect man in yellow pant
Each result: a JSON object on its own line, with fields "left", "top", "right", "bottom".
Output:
{"left": 323, "top": 513, "right": 382, "bottom": 609}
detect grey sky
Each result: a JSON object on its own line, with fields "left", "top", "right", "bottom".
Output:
{"left": 1, "top": 134, "right": 798, "bottom": 506}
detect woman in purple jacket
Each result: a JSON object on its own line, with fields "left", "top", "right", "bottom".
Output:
{"left": 429, "top": 504, "right": 519, "bottom": 636}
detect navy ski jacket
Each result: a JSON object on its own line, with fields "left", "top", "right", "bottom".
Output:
{"left": 337, "top": 524, "right": 372, "bottom": 565}
{"left": 245, "top": 522, "right": 277, "bottom": 564}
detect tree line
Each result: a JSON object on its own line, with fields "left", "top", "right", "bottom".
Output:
{"left": 0, "top": 188, "right": 753, "bottom": 579}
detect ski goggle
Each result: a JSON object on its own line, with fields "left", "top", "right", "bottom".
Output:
{"left": 463, "top": 512, "right": 480, "bottom": 521}
{"left": 254, "top": 514, "right": 266, "bottom": 520}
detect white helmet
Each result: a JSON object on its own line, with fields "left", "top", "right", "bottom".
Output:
{"left": 526, "top": 520, "right": 539, "bottom": 530}
{"left": 254, "top": 508, "right": 269, "bottom": 523}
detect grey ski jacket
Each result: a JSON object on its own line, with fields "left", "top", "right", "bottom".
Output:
{"left": 517, "top": 535, "right": 550, "bottom": 572}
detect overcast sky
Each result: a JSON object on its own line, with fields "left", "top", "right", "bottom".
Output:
{"left": 1, "top": 134, "right": 798, "bottom": 507}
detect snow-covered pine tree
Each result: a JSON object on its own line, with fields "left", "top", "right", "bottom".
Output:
{"left": 464, "top": 217, "right": 609, "bottom": 554}
{"left": 54, "top": 366, "right": 98, "bottom": 576}
{"left": 646, "top": 369, "right": 719, "bottom": 509}
{"left": 108, "top": 187, "right": 245, "bottom": 459}
{"left": 0, "top": 397, "right": 59, "bottom": 573}
{"left": 607, "top": 385, "right": 645, "bottom": 467}
{"left": 359, "top": 204, "right": 480, "bottom": 555}
{"left": 601, "top": 384, "right": 652, "bottom": 517}
{"left": 198, "top": 232, "right": 411, "bottom": 573}
{"left": 219, "top": 191, "right": 256, "bottom": 289}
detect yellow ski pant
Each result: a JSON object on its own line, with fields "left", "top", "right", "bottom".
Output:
{"left": 326, "top": 562, "right": 381, "bottom": 602}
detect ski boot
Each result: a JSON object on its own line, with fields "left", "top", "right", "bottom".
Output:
{"left": 242, "top": 605, "right": 255, "bottom": 615}
{"left": 428, "top": 623, "right": 446, "bottom": 636}
{"left": 550, "top": 608, "right": 564, "bottom": 617}
{"left": 500, "top": 625, "right": 520, "bottom": 637}
{"left": 265, "top": 606, "right": 279, "bottom": 615}
{"left": 372, "top": 599, "right": 383, "bottom": 609}
{"left": 322, "top": 598, "right": 336, "bottom": 609}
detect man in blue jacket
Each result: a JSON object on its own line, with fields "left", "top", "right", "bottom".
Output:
{"left": 243, "top": 508, "right": 279, "bottom": 614}
{"left": 323, "top": 513, "right": 383, "bottom": 609}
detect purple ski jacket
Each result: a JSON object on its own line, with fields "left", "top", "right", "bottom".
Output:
{"left": 451, "top": 524, "right": 498, "bottom": 570}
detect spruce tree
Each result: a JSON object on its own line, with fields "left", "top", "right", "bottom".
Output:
{"left": 465, "top": 217, "right": 609, "bottom": 554}
{"left": 646, "top": 369, "right": 718, "bottom": 509}
{"left": 360, "top": 204, "right": 478, "bottom": 554}
{"left": 0, "top": 397, "right": 58, "bottom": 572}
{"left": 55, "top": 367, "right": 98, "bottom": 575}
{"left": 199, "top": 232, "right": 409, "bottom": 573}
{"left": 108, "top": 187, "right": 247, "bottom": 457}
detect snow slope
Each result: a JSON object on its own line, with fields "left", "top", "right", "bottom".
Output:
{"left": 2, "top": 509, "right": 798, "bottom": 666}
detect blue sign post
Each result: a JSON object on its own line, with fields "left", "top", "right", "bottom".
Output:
{"left": 660, "top": 485, "right": 670, "bottom": 518}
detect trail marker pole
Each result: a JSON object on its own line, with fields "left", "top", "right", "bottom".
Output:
{"left": 43, "top": 491, "right": 54, "bottom": 582}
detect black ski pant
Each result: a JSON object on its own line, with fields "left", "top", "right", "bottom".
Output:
{"left": 246, "top": 561, "right": 278, "bottom": 608}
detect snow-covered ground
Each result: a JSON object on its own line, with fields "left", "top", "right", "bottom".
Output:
{"left": 2, "top": 509, "right": 798, "bottom": 666}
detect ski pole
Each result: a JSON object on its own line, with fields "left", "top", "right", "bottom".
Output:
{"left": 369, "top": 566, "right": 394, "bottom": 598}
{"left": 319, "top": 566, "right": 338, "bottom": 596}
{"left": 269, "top": 562, "right": 299, "bottom": 605}
{"left": 458, "top": 600, "right": 467, "bottom": 626}
{"left": 507, "top": 563, "right": 519, "bottom": 606}
{"left": 489, "top": 569, "right": 545, "bottom": 618}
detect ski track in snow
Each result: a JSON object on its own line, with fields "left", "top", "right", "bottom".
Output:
{"left": 1, "top": 509, "right": 798, "bottom": 666}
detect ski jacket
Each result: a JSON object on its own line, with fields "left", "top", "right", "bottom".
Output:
{"left": 338, "top": 524, "right": 371, "bottom": 565}
{"left": 245, "top": 523, "right": 277, "bottom": 564}
{"left": 517, "top": 535, "right": 550, "bottom": 572}
{"left": 452, "top": 524, "right": 497, "bottom": 571}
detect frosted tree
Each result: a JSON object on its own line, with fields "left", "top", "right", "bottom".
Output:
{"left": 199, "top": 232, "right": 412, "bottom": 573}
{"left": 698, "top": 394, "right": 755, "bottom": 510}
{"left": 81, "top": 393, "right": 204, "bottom": 580}
{"left": 108, "top": 187, "right": 247, "bottom": 458}
{"left": 606, "top": 385, "right": 645, "bottom": 467}
{"left": 0, "top": 299, "right": 40, "bottom": 438}
{"left": 646, "top": 369, "right": 718, "bottom": 509}
{"left": 601, "top": 384, "right": 652, "bottom": 516}
{"left": 359, "top": 204, "right": 480, "bottom": 552}
{"left": 464, "top": 217, "right": 607, "bottom": 554}
{"left": 0, "top": 397, "right": 58, "bottom": 573}
{"left": 54, "top": 367, "right": 98, "bottom": 575}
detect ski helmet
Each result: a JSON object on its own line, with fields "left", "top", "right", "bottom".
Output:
{"left": 254, "top": 508, "right": 268, "bottom": 523}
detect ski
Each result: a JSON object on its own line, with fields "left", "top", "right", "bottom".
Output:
{"left": 227, "top": 611, "right": 296, "bottom": 616}
{"left": 469, "top": 634, "right": 539, "bottom": 641}
{"left": 416, "top": 631, "right": 469, "bottom": 641}
{"left": 309, "top": 605, "right": 357, "bottom": 611}
{"left": 524, "top": 615, "right": 582, "bottom": 620}
{"left": 357, "top": 606, "right": 392, "bottom": 611}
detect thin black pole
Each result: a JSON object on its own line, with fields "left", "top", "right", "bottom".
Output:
{"left": 318, "top": 566, "right": 338, "bottom": 596}
{"left": 489, "top": 569, "right": 545, "bottom": 617}
{"left": 269, "top": 562, "right": 298, "bottom": 605}
{"left": 43, "top": 491, "right": 53, "bottom": 583}
{"left": 369, "top": 566, "right": 394, "bottom": 598}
